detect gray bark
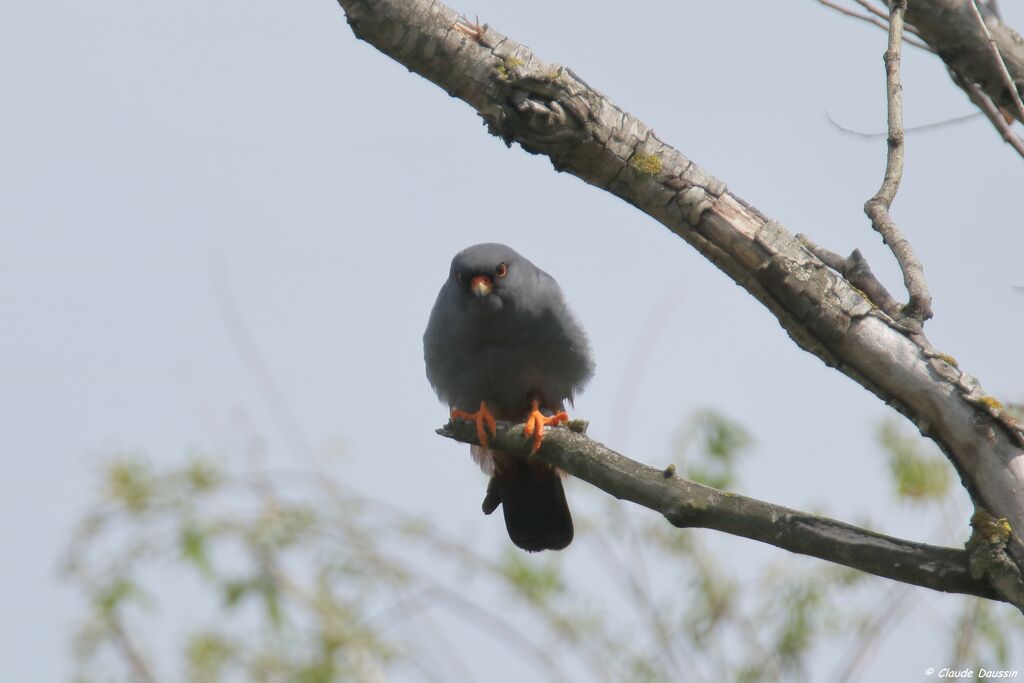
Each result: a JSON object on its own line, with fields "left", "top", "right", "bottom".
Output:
{"left": 905, "top": 0, "right": 1024, "bottom": 120}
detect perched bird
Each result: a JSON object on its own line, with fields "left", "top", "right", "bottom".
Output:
{"left": 424, "top": 243, "right": 594, "bottom": 551}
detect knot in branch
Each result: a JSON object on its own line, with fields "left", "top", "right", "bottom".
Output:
{"left": 489, "top": 71, "right": 591, "bottom": 152}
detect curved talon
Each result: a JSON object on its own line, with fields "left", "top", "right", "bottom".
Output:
{"left": 451, "top": 401, "right": 497, "bottom": 448}
{"left": 523, "top": 399, "right": 568, "bottom": 453}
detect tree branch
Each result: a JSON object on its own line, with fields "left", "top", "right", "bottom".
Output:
{"left": 863, "top": 0, "right": 933, "bottom": 323}
{"left": 967, "top": 0, "right": 1024, "bottom": 122}
{"left": 816, "top": 0, "right": 1024, "bottom": 153}
{"left": 959, "top": 74, "right": 1024, "bottom": 159}
{"left": 813, "top": 0, "right": 934, "bottom": 51}
{"left": 437, "top": 419, "right": 1006, "bottom": 605}
{"left": 796, "top": 235, "right": 903, "bottom": 318}
{"left": 106, "top": 614, "right": 162, "bottom": 683}
{"left": 337, "top": 0, "right": 1024, "bottom": 600}
{"left": 902, "top": 0, "right": 1024, "bottom": 124}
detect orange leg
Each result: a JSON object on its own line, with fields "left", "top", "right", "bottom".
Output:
{"left": 451, "top": 401, "right": 497, "bottom": 448}
{"left": 523, "top": 399, "right": 568, "bottom": 454}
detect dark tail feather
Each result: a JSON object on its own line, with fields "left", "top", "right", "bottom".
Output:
{"left": 482, "top": 455, "right": 573, "bottom": 552}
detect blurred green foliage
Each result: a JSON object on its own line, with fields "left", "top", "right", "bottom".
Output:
{"left": 675, "top": 410, "right": 752, "bottom": 490}
{"left": 64, "top": 412, "right": 1024, "bottom": 683}
{"left": 877, "top": 420, "right": 951, "bottom": 502}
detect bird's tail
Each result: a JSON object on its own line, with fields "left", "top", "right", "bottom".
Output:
{"left": 477, "top": 448, "right": 573, "bottom": 552}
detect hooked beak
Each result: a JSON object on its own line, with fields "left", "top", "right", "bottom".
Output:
{"left": 470, "top": 275, "right": 493, "bottom": 297}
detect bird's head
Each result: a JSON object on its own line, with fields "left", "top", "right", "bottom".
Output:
{"left": 449, "top": 242, "right": 528, "bottom": 313}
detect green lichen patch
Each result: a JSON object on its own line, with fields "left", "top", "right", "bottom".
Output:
{"left": 971, "top": 509, "right": 1013, "bottom": 545}
{"left": 967, "top": 509, "right": 1014, "bottom": 580}
{"left": 629, "top": 152, "right": 663, "bottom": 176}
{"left": 495, "top": 57, "right": 524, "bottom": 80}
{"left": 933, "top": 352, "right": 959, "bottom": 368}
{"left": 979, "top": 395, "right": 1004, "bottom": 412}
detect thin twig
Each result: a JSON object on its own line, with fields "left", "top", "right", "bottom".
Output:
{"left": 816, "top": 0, "right": 891, "bottom": 32}
{"left": 852, "top": 0, "right": 929, "bottom": 41}
{"left": 967, "top": 0, "right": 1024, "bottom": 122}
{"left": 863, "top": 0, "right": 933, "bottom": 323}
{"left": 106, "top": 615, "right": 162, "bottom": 683}
{"left": 957, "top": 75, "right": 1024, "bottom": 160}
{"left": 831, "top": 586, "right": 916, "bottom": 682}
{"left": 212, "top": 261, "right": 327, "bottom": 477}
{"left": 852, "top": 0, "right": 888, "bottom": 22}
{"left": 826, "top": 110, "right": 982, "bottom": 139}
{"left": 849, "top": 0, "right": 924, "bottom": 43}
{"left": 589, "top": 529, "right": 697, "bottom": 682}
{"left": 815, "top": 0, "right": 933, "bottom": 51}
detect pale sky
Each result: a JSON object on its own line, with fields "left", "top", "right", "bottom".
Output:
{"left": 2, "top": 0, "right": 1023, "bottom": 680}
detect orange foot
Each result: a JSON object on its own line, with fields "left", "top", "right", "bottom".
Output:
{"left": 451, "top": 401, "right": 497, "bottom": 448}
{"left": 524, "top": 399, "right": 568, "bottom": 454}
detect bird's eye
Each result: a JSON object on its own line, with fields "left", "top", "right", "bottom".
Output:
{"left": 496, "top": 263, "right": 509, "bottom": 278}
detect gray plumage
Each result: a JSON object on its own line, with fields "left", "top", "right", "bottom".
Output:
{"left": 423, "top": 243, "right": 594, "bottom": 551}
{"left": 424, "top": 243, "right": 593, "bottom": 414}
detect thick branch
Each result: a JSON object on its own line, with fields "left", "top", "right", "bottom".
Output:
{"left": 967, "top": 0, "right": 1024, "bottom": 122}
{"left": 903, "top": 0, "right": 1024, "bottom": 123}
{"left": 438, "top": 420, "right": 1005, "bottom": 604}
{"left": 337, "top": 0, "right": 1024, "bottom": 598}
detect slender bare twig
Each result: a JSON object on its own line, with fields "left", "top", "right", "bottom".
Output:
{"left": 967, "top": 0, "right": 1024, "bottom": 122}
{"left": 831, "top": 586, "right": 917, "bottom": 682}
{"left": 106, "top": 615, "right": 162, "bottom": 683}
{"left": 816, "top": 0, "right": 892, "bottom": 32}
{"left": 211, "top": 262, "right": 327, "bottom": 478}
{"left": 852, "top": 0, "right": 888, "bottom": 22}
{"left": 815, "top": 0, "right": 933, "bottom": 51}
{"left": 849, "top": 0, "right": 927, "bottom": 44}
{"left": 956, "top": 74, "right": 1024, "bottom": 160}
{"left": 826, "top": 110, "right": 982, "bottom": 139}
{"left": 952, "top": 597, "right": 984, "bottom": 666}
{"left": 589, "top": 529, "right": 696, "bottom": 682}
{"left": 863, "top": 0, "right": 933, "bottom": 323}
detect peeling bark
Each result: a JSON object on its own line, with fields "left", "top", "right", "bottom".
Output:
{"left": 336, "top": 0, "right": 1024, "bottom": 604}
